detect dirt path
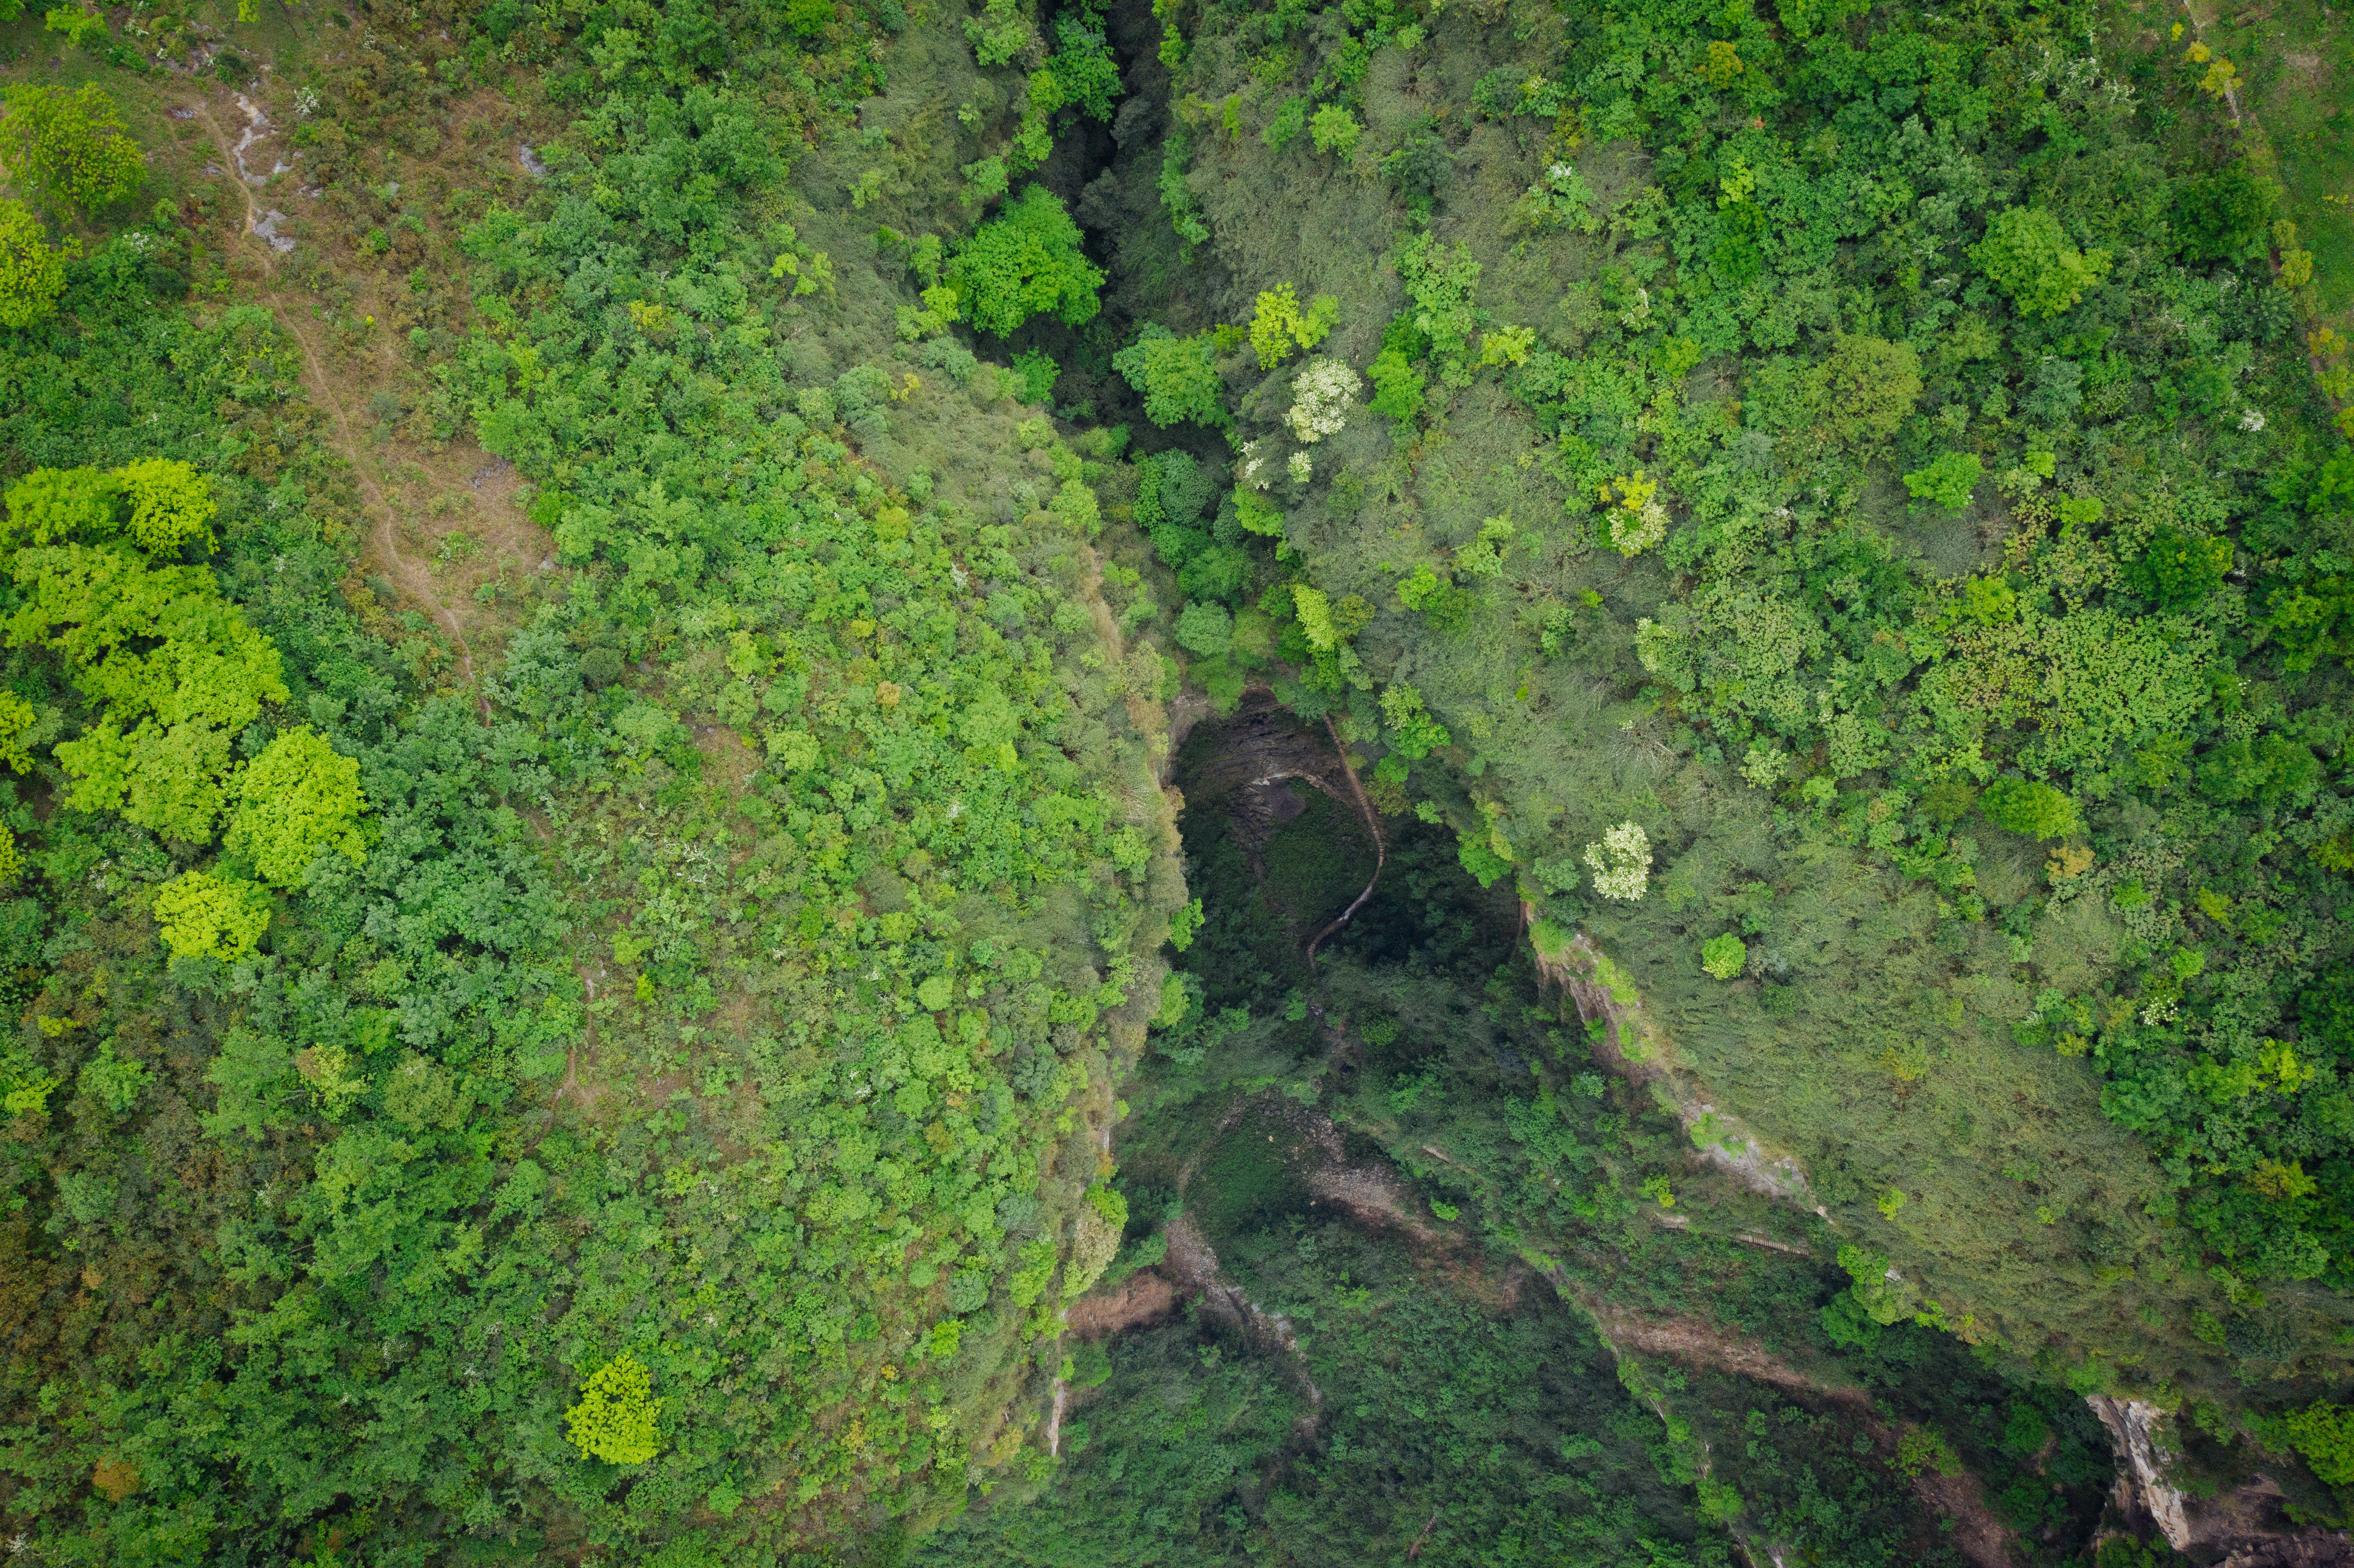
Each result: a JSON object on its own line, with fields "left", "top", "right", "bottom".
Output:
{"left": 1555, "top": 1279, "right": 2021, "bottom": 1568}
{"left": 1163, "top": 1213, "right": 1324, "bottom": 1438}
{"left": 191, "top": 89, "right": 486, "bottom": 708}
{"left": 1304, "top": 712, "right": 1385, "bottom": 962}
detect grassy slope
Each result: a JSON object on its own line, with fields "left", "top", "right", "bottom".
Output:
{"left": 1124, "top": 0, "right": 2354, "bottom": 1406}
{"left": 1, "top": 1, "right": 1192, "bottom": 1560}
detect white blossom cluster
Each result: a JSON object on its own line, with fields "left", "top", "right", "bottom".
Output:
{"left": 1584, "top": 820, "right": 1651, "bottom": 902}
{"left": 1607, "top": 497, "right": 1668, "bottom": 555}
{"left": 1286, "top": 356, "right": 1361, "bottom": 443}
{"left": 1239, "top": 439, "right": 1269, "bottom": 488}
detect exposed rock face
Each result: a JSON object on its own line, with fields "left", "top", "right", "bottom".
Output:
{"left": 2088, "top": 1398, "right": 2354, "bottom": 1564}
{"left": 2089, "top": 1397, "right": 2193, "bottom": 1551}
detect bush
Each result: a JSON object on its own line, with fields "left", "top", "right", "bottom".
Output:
{"left": 1700, "top": 934, "right": 1746, "bottom": 979}
{"left": 1973, "top": 207, "right": 2111, "bottom": 318}
{"left": 1980, "top": 778, "right": 2080, "bottom": 839}
{"left": 947, "top": 186, "right": 1104, "bottom": 337}
{"left": 1902, "top": 451, "right": 1983, "bottom": 511}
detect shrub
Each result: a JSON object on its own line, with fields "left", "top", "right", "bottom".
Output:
{"left": 0, "top": 198, "right": 71, "bottom": 329}
{"left": 1980, "top": 778, "right": 2080, "bottom": 839}
{"left": 947, "top": 186, "right": 1104, "bottom": 337}
{"left": 1902, "top": 451, "right": 1983, "bottom": 512}
{"left": 564, "top": 1353, "right": 663, "bottom": 1465}
{"left": 1973, "top": 206, "right": 2111, "bottom": 318}
{"left": 1700, "top": 934, "right": 1746, "bottom": 979}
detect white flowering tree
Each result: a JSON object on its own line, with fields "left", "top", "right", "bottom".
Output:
{"left": 1584, "top": 821, "right": 1651, "bottom": 901}
{"left": 1286, "top": 356, "right": 1361, "bottom": 443}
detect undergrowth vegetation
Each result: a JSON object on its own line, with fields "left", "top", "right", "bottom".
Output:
{"left": 2, "top": 0, "right": 2353, "bottom": 1554}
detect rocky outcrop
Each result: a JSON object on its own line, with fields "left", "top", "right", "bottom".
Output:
{"left": 2089, "top": 1397, "right": 2194, "bottom": 1550}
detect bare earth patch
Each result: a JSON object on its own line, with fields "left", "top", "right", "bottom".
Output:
{"left": 1065, "top": 1270, "right": 1177, "bottom": 1338}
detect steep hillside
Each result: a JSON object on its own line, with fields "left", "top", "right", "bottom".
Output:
{"left": 3, "top": 0, "right": 2354, "bottom": 1559}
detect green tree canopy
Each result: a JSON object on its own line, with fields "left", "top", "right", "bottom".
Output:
{"left": 947, "top": 184, "right": 1104, "bottom": 336}
{"left": 114, "top": 457, "right": 220, "bottom": 554}
{"left": 0, "top": 82, "right": 147, "bottom": 215}
{"left": 1112, "top": 324, "right": 1226, "bottom": 427}
{"left": 1971, "top": 206, "right": 2111, "bottom": 318}
{"left": 1902, "top": 451, "right": 1983, "bottom": 512}
{"left": 6, "top": 542, "right": 286, "bottom": 840}
{"left": 227, "top": 726, "right": 370, "bottom": 886}
{"left": 3, "top": 459, "right": 217, "bottom": 554}
{"left": 565, "top": 1353, "right": 664, "bottom": 1465}
{"left": 152, "top": 869, "right": 272, "bottom": 962}
{"left": 0, "top": 196, "right": 71, "bottom": 328}
{"left": 1979, "top": 778, "right": 2080, "bottom": 840}
{"left": 1806, "top": 335, "right": 1921, "bottom": 443}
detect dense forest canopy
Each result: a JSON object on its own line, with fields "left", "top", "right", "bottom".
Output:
{"left": 0, "top": 0, "right": 2351, "bottom": 1558}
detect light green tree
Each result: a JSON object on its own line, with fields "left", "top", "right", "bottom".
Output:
{"left": 8, "top": 543, "right": 287, "bottom": 840}
{"left": 2, "top": 460, "right": 215, "bottom": 553}
{"left": 1972, "top": 206, "right": 2111, "bottom": 318}
{"left": 1309, "top": 104, "right": 1361, "bottom": 157}
{"left": 564, "top": 1353, "right": 664, "bottom": 1465}
{"left": 112, "top": 458, "right": 218, "bottom": 554}
{"left": 946, "top": 186, "right": 1103, "bottom": 336}
{"left": 153, "top": 869, "right": 272, "bottom": 961}
{"left": 0, "top": 689, "right": 34, "bottom": 774}
{"left": 0, "top": 197, "right": 72, "bottom": 329}
{"left": 1701, "top": 933, "right": 1746, "bottom": 979}
{"left": 1112, "top": 324, "right": 1226, "bottom": 427}
{"left": 2285, "top": 1401, "right": 2354, "bottom": 1485}
{"left": 226, "top": 726, "right": 368, "bottom": 885}
{"left": 1807, "top": 335, "right": 1921, "bottom": 443}
{"left": 1902, "top": 451, "right": 1983, "bottom": 511}
{"left": 1980, "top": 778, "right": 2080, "bottom": 839}
{"left": 1, "top": 464, "right": 114, "bottom": 546}
{"left": 0, "top": 83, "right": 147, "bottom": 216}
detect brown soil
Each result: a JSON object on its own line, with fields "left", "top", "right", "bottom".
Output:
{"left": 187, "top": 86, "right": 553, "bottom": 697}
{"left": 1561, "top": 1283, "right": 2021, "bottom": 1568}
{"left": 1064, "top": 1270, "right": 1177, "bottom": 1338}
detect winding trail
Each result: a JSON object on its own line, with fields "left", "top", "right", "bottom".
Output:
{"left": 189, "top": 89, "right": 486, "bottom": 710}
{"left": 1304, "top": 713, "right": 1385, "bottom": 962}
